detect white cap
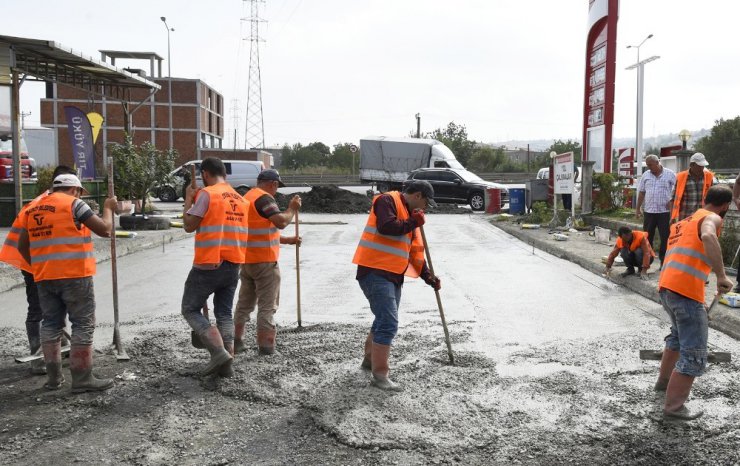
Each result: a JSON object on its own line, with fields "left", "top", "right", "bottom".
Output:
{"left": 52, "top": 174, "right": 89, "bottom": 194}
{"left": 689, "top": 152, "right": 709, "bottom": 167}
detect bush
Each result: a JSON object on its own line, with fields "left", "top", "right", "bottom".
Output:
{"left": 36, "top": 166, "right": 55, "bottom": 195}
{"left": 719, "top": 218, "right": 740, "bottom": 267}
{"left": 593, "top": 173, "right": 626, "bottom": 212}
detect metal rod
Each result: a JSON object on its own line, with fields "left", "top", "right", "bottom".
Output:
{"left": 295, "top": 210, "right": 302, "bottom": 327}
{"left": 419, "top": 225, "right": 454, "bottom": 365}
{"left": 108, "top": 160, "right": 126, "bottom": 359}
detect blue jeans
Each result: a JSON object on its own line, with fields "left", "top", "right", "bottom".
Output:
{"left": 181, "top": 261, "right": 240, "bottom": 344}
{"left": 358, "top": 273, "right": 402, "bottom": 346}
{"left": 37, "top": 277, "right": 96, "bottom": 346}
{"left": 659, "top": 289, "right": 708, "bottom": 377}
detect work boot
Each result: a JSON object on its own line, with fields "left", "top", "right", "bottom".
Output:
{"left": 26, "top": 325, "right": 46, "bottom": 375}
{"left": 663, "top": 371, "right": 703, "bottom": 421}
{"left": 70, "top": 344, "right": 113, "bottom": 393}
{"left": 219, "top": 342, "right": 235, "bottom": 378}
{"left": 620, "top": 267, "right": 636, "bottom": 278}
{"left": 234, "top": 322, "right": 248, "bottom": 354}
{"left": 257, "top": 328, "right": 276, "bottom": 355}
{"left": 361, "top": 332, "right": 373, "bottom": 370}
{"left": 655, "top": 348, "right": 680, "bottom": 392}
{"left": 42, "top": 340, "right": 64, "bottom": 390}
{"left": 199, "top": 326, "right": 232, "bottom": 376}
{"left": 370, "top": 342, "right": 402, "bottom": 392}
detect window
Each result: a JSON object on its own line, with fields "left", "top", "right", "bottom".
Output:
{"left": 224, "top": 163, "right": 232, "bottom": 175}
{"left": 437, "top": 171, "right": 459, "bottom": 182}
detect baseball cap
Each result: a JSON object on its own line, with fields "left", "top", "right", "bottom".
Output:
{"left": 404, "top": 179, "right": 437, "bottom": 207}
{"left": 689, "top": 152, "right": 709, "bottom": 167}
{"left": 257, "top": 169, "right": 286, "bottom": 188}
{"left": 52, "top": 174, "right": 89, "bottom": 194}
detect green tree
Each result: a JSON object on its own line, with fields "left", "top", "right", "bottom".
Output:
{"left": 694, "top": 116, "right": 740, "bottom": 169}
{"left": 329, "top": 143, "right": 359, "bottom": 173}
{"left": 425, "top": 122, "right": 477, "bottom": 167}
{"left": 543, "top": 139, "right": 582, "bottom": 163}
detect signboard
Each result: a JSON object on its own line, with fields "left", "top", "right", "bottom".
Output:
{"left": 617, "top": 147, "right": 634, "bottom": 184}
{"left": 554, "top": 152, "right": 575, "bottom": 194}
{"left": 63, "top": 106, "right": 96, "bottom": 179}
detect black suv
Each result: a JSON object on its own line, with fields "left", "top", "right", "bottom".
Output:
{"left": 405, "top": 168, "right": 508, "bottom": 211}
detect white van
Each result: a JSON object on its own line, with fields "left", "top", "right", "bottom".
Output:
{"left": 156, "top": 159, "right": 265, "bottom": 201}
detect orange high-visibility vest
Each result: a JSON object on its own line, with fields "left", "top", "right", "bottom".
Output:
{"left": 194, "top": 183, "right": 250, "bottom": 265}
{"left": 659, "top": 208, "right": 718, "bottom": 303}
{"left": 243, "top": 188, "right": 281, "bottom": 263}
{"left": 23, "top": 192, "right": 95, "bottom": 281}
{"left": 0, "top": 192, "right": 48, "bottom": 272}
{"left": 352, "top": 191, "right": 426, "bottom": 277}
{"left": 671, "top": 170, "right": 714, "bottom": 221}
{"left": 615, "top": 230, "right": 656, "bottom": 257}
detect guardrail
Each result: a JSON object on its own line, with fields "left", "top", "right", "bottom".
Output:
{"left": 280, "top": 172, "right": 540, "bottom": 187}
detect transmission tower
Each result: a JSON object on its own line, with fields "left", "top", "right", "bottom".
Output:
{"left": 229, "top": 98, "right": 241, "bottom": 149}
{"left": 243, "top": 0, "right": 265, "bottom": 150}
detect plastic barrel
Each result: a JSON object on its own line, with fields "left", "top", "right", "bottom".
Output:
{"left": 485, "top": 188, "right": 501, "bottom": 214}
{"left": 509, "top": 188, "right": 526, "bottom": 214}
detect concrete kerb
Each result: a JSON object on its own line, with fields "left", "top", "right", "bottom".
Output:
{"left": 491, "top": 218, "right": 740, "bottom": 341}
{"left": 0, "top": 227, "right": 192, "bottom": 294}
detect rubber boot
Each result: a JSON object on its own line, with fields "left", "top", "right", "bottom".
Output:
{"left": 26, "top": 322, "right": 46, "bottom": 375}
{"left": 361, "top": 332, "right": 373, "bottom": 370}
{"left": 199, "top": 326, "right": 232, "bottom": 376}
{"left": 370, "top": 342, "right": 402, "bottom": 392}
{"left": 70, "top": 344, "right": 113, "bottom": 393}
{"left": 257, "top": 328, "right": 276, "bottom": 355}
{"left": 219, "top": 343, "right": 235, "bottom": 378}
{"left": 234, "top": 322, "right": 247, "bottom": 354}
{"left": 663, "top": 371, "right": 703, "bottom": 421}
{"left": 655, "top": 349, "right": 679, "bottom": 391}
{"left": 42, "top": 340, "right": 64, "bottom": 390}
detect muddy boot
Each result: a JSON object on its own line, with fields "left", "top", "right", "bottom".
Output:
{"left": 42, "top": 340, "right": 64, "bottom": 390}
{"left": 26, "top": 324, "right": 46, "bottom": 375}
{"left": 370, "top": 343, "right": 402, "bottom": 392}
{"left": 219, "top": 342, "right": 235, "bottom": 378}
{"left": 620, "top": 267, "right": 636, "bottom": 278}
{"left": 655, "top": 348, "right": 679, "bottom": 392}
{"left": 663, "top": 371, "right": 703, "bottom": 421}
{"left": 199, "top": 326, "right": 232, "bottom": 376}
{"left": 361, "top": 332, "right": 373, "bottom": 370}
{"left": 257, "top": 328, "right": 276, "bottom": 355}
{"left": 234, "top": 322, "right": 248, "bottom": 354}
{"left": 70, "top": 344, "right": 113, "bottom": 393}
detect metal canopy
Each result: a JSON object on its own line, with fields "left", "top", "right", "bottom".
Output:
{"left": 0, "top": 35, "right": 160, "bottom": 100}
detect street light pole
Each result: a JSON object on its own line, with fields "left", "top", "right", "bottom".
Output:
{"left": 626, "top": 34, "right": 654, "bottom": 179}
{"left": 161, "top": 16, "right": 174, "bottom": 151}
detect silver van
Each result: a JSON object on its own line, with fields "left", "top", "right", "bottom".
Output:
{"left": 156, "top": 160, "right": 265, "bottom": 201}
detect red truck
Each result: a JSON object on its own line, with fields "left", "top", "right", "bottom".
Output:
{"left": 0, "top": 136, "right": 36, "bottom": 182}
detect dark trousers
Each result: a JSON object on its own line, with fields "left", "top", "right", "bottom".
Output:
{"left": 620, "top": 247, "right": 654, "bottom": 271}
{"left": 642, "top": 211, "right": 670, "bottom": 263}
{"left": 181, "top": 261, "right": 240, "bottom": 345}
{"left": 22, "top": 270, "right": 42, "bottom": 352}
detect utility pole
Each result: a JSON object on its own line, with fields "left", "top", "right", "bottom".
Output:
{"left": 415, "top": 113, "right": 421, "bottom": 138}
{"left": 20, "top": 111, "right": 31, "bottom": 130}
{"left": 243, "top": 0, "right": 265, "bottom": 150}
{"left": 229, "top": 98, "right": 241, "bottom": 150}
{"left": 527, "top": 143, "right": 530, "bottom": 172}
{"left": 160, "top": 17, "right": 175, "bottom": 151}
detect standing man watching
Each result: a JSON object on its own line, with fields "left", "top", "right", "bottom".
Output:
{"left": 603, "top": 226, "right": 656, "bottom": 279}
{"left": 233, "top": 169, "right": 301, "bottom": 356}
{"left": 635, "top": 154, "right": 675, "bottom": 268}
{"left": 352, "top": 180, "right": 441, "bottom": 391}
{"left": 0, "top": 165, "right": 76, "bottom": 375}
{"left": 17, "top": 174, "right": 117, "bottom": 392}
{"left": 671, "top": 153, "right": 716, "bottom": 223}
{"left": 655, "top": 185, "right": 735, "bottom": 421}
{"left": 182, "top": 157, "right": 249, "bottom": 377}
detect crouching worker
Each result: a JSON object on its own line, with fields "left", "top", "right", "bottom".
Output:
{"left": 604, "top": 226, "right": 656, "bottom": 280}
{"left": 352, "top": 180, "right": 441, "bottom": 391}
{"left": 17, "top": 174, "right": 117, "bottom": 392}
{"left": 655, "top": 185, "right": 734, "bottom": 421}
{"left": 182, "top": 157, "right": 250, "bottom": 377}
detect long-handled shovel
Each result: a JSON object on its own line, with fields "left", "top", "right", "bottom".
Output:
{"left": 109, "top": 160, "right": 129, "bottom": 361}
{"left": 295, "top": 210, "right": 302, "bottom": 328}
{"left": 419, "top": 225, "right": 454, "bottom": 365}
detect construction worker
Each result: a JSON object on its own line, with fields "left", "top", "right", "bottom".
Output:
{"left": 670, "top": 152, "right": 717, "bottom": 223}
{"left": 182, "top": 157, "right": 249, "bottom": 377}
{"left": 654, "top": 185, "right": 734, "bottom": 421}
{"left": 352, "top": 180, "right": 441, "bottom": 391}
{"left": 16, "top": 174, "right": 117, "bottom": 392}
{"left": 603, "top": 226, "right": 656, "bottom": 280}
{"left": 234, "top": 169, "right": 301, "bottom": 355}
{"left": 0, "top": 165, "right": 76, "bottom": 375}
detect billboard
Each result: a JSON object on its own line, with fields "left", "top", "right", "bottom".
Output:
{"left": 554, "top": 152, "right": 575, "bottom": 194}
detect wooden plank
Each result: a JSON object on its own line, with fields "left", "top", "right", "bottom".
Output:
{"left": 15, "top": 345, "right": 70, "bottom": 364}
{"left": 639, "top": 349, "right": 731, "bottom": 363}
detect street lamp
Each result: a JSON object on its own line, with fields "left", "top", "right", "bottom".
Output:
{"left": 679, "top": 129, "right": 691, "bottom": 150}
{"left": 160, "top": 16, "right": 174, "bottom": 150}
{"left": 625, "top": 34, "right": 659, "bottom": 179}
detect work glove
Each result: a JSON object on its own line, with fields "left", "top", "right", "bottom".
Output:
{"left": 411, "top": 209, "right": 426, "bottom": 227}
{"left": 426, "top": 275, "right": 441, "bottom": 291}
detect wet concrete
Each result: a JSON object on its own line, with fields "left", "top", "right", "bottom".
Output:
{"left": 1, "top": 213, "right": 740, "bottom": 464}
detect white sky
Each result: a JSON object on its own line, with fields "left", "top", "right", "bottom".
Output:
{"left": 6, "top": 0, "right": 740, "bottom": 149}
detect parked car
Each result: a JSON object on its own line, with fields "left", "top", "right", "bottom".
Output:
{"left": 156, "top": 159, "right": 265, "bottom": 201}
{"left": 0, "top": 136, "right": 36, "bottom": 183}
{"left": 404, "top": 168, "right": 509, "bottom": 211}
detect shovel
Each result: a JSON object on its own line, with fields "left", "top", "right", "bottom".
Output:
{"left": 295, "top": 210, "right": 302, "bottom": 328}
{"left": 419, "top": 225, "right": 454, "bottom": 365}
{"left": 108, "top": 160, "right": 130, "bottom": 361}
{"left": 191, "top": 302, "right": 210, "bottom": 348}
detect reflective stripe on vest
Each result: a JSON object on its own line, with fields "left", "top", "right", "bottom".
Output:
{"left": 25, "top": 192, "right": 95, "bottom": 281}
{"left": 671, "top": 170, "right": 714, "bottom": 221}
{"left": 658, "top": 209, "right": 714, "bottom": 302}
{"left": 243, "top": 187, "right": 281, "bottom": 263}
{"left": 0, "top": 192, "right": 48, "bottom": 273}
{"left": 352, "top": 191, "right": 426, "bottom": 277}
{"left": 193, "top": 183, "right": 250, "bottom": 265}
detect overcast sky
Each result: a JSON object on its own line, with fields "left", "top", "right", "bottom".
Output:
{"left": 6, "top": 1, "right": 740, "bottom": 150}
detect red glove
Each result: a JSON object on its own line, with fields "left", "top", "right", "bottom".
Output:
{"left": 411, "top": 209, "right": 426, "bottom": 227}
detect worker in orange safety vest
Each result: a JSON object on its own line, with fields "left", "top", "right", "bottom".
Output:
{"left": 670, "top": 152, "right": 716, "bottom": 222}
{"left": 603, "top": 226, "right": 656, "bottom": 280}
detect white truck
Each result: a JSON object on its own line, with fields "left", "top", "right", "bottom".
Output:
{"left": 359, "top": 136, "right": 464, "bottom": 192}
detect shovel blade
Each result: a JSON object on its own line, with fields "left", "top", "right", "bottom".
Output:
{"left": 640, "top": 349, "right": 731, "bottom": 363}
